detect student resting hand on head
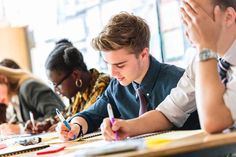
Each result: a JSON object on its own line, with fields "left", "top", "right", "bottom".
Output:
{"left": 0, "top": 59, "right": 65, "bottom": 135}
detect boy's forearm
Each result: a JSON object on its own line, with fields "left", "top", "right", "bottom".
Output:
{"left": 196, "top": 60, "right": 233, "bottom": 133}
{"left": 127, "top": 110, "right": 173, "bottom": 137}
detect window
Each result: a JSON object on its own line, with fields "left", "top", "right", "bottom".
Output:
{"left": 0, "top": 0, "right": 190, "bottom": 80}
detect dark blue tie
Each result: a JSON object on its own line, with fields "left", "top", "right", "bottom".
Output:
{"left": 218, "top": 58, "right": 230, "bottom": 85}
{"left": 134, "top": 84, "right": 147, "bottom": 116}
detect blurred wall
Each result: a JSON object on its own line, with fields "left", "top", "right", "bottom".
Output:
{"left": 0, "top": 26, "right": 31, "bottom": 70}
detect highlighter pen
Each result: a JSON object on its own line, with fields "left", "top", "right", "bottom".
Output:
{"left": 56, "top": 108, "right": 76, "bottom": 140}
{"left": 107, "top": 103, "right": 118, "bottom": 140}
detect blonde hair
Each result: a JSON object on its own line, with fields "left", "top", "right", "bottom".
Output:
{"left": 0, "top": 66, "right": 35, "bottom": 95}
{"left": 91, "top": 12, "right": 150, "bottom": 55}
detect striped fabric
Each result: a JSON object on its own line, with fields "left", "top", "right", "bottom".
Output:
{"left": 218, "top": 58, "right": 231, "bottom": 85}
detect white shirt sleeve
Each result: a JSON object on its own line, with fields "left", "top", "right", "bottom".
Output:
{"left": 222, "top": 40, "right": 236, "bottom": 126}
{"left": 156, "top": 57, "right": 197, "bottom": 127}
{"left": 224, "top": 65, "right": 236, "bottom": 125}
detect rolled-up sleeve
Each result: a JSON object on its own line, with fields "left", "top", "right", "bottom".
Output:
{"left": 156, "top": 58, "right": 197, "bottom": 127}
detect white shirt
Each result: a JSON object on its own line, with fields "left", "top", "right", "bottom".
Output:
{"left": 157, "top": 39, "right": 236, "bottom": 127}
{"left": 6, "top": 95, "right": 23, "bottom": 123}
{"left": 6, "top": 95, "right": 25, "bottom": 133}
{"left": 223, "top": 40, "right": 236, "bottom": 124}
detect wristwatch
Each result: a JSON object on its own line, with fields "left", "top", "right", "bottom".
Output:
{"left": 198, "top": 48, "right": 218, "bottom": 61}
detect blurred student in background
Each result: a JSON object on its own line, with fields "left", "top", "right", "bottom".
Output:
{"left": 181, "top": 0, "right": 236, "bottom": 133}
{"left": 0, "top": 59, "right": 21, "bottom": 69}
{"left": 0, "top": 59, "right": 65, "bottom": 135}
{"left": 25, "top": 39, "right": 110, "bottom": 133}
{"left": 0, "top": 59, "right": 21, "bottom": 125}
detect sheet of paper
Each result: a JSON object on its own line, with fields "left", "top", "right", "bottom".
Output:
{"left": 0, "top": 143, "right": 49, "bottom": 156}
{"left": 59, "top": 139, "right": 144, "bottom": 156}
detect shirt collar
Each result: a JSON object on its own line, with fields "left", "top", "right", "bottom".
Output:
{"left": 134, "top": 55, "right": 161, "bottom": 94}
{"left": 222, "top": 39, "right": 236, "bottom": 66}
{"left": 132, "top": 81, "right": 139, "bottom": 89}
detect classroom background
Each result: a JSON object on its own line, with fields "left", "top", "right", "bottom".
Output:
{"left": 0, "top": 0, "right": 195, "bottom": 84}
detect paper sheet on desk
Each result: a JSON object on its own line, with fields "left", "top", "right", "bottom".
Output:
{"left": 59, "top": 140, "right": 144, "bottom": 157}
{"left": 34, "top": 132, "right": 58, "bottom": 142}
{"left": 0, "top": 132, "right": 58, "bottom": 142}
{"left": 0, "top": 133, "right": 31, "bottom": 141}
{"left": 0, "top": 132, "right": 58, "bottom": 156}
{"left": 0, "top": 132, "right": 58, "bottom": 147}
{"left": 0, "top": 143, "right": 49, "bottom": 156}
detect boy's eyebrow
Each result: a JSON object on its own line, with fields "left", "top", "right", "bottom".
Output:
{"left": 103, "top": 60, "right": 127, "bottom": 66}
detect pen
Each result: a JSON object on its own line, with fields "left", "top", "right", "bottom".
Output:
{"left": 56, "top": 108, "right": 76, "bottom": 139}
{"left": 107, "top": 103, "right": 118, "bottom": 140}
{"left": 29, "top": 111, "right": 35, "bottom": 129}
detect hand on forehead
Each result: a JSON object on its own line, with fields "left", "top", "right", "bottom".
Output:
{"left": 0, "top": 75, "right": 8, "bottom": 84}
{"left": 0, "top": 83, "right": 9, "bottom": 104}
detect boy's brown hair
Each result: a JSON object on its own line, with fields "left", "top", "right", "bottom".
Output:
{"left": 212, "top": 0, "right": 236, "bottom": 10}
{"left": 91, "top": 12, "right": 150, "bottom": 55}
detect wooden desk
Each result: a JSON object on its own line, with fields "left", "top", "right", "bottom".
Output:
{"left": 10, "top": 130, "right": 236, "bottom": 157}
{"left": 105, "top": 131, "right": 236, "bottom": 157}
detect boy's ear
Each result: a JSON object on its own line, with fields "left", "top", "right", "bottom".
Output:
{"left": 224, "top": 7, "right": 236, "bottom": 26}
{"left": 140, "top": 47, "right": 149, "bottom": 59}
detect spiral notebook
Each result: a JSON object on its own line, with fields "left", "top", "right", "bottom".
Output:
{"left": 0, "top": 131, "right": 102, "bottom": 156}
{"left": 0, "top": 132, "right": 56, "bottom": 156}
{"left": 78, "top": 130, "right": 102, "bottom": 140}
{"left": 45, "top": 131, "right": 102, "bottom": 145}
{"left": 0, "top": 144, "right": 49, "bottom": 157}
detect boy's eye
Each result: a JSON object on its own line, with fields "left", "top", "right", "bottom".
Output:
{"left": 116, "top": 64, "right": 124, "bottom": 68}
